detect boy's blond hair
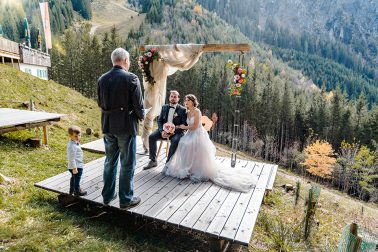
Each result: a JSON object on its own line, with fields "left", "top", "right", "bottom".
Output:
{"left": 68, "top": 125, "right": 81, "bottom": 135}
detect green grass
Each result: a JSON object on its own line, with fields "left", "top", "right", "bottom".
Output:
{"left": 1, "top": 64, "right": 378, "bottom": 251}
{"left": 0, "top": 65, "right": 226, "bottom": 251}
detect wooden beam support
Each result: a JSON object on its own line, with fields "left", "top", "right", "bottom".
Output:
{"left": 43, "top": 125, "right": 48, "bottom": 145}
{"left": 139, "top": 43, "right": 251, "bottom": 53}
{"left": 0, "top": 121, "right": 53, "bottom": 134}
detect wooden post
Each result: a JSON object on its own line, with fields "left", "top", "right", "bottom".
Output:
{"left": 166, "top": 139, "right": 170, "bottom": 157}
{"left": 353, "top": 236, "right": 362, "bottom": 252}
{"left": 349, "top": 223, "right": 362, "bottom": 252}
{"left": 11, "top": 58, "right": 14, "bottom": 68}
{"left": 350, "top": 223, "right": 358, "bottom": 236}
{"left": 1, "top": 56, "right": 4, "bottom": 64}
{"left": 157, "top": 140, "right": 163, "bottom": 157}
{"left": 43, "top": 125, "right": 48, "bottom": 145}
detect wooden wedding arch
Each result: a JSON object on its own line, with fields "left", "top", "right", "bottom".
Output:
{"left": 139, "top": 43, "right": 251, "bottom": 166}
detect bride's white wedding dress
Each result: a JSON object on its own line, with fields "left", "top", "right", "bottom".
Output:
{"left": 163, "top": 109, "right": 256, "bottom": 192}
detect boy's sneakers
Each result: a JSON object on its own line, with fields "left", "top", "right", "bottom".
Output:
{"left": 74, "top": 189, "right": 87, "bottom": 196}
{"left": 120, "top": 196, "right": 141, "bottom": 210}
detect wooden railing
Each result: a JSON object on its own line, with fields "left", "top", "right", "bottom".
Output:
{"left": 0, "top": 37, "right": 20, "bottom": 55}
{"left": 20, "top": 46, "right": 51, "bottom": 67}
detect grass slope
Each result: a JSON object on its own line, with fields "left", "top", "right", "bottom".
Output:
{"left": 1, "top": 65, "right": 378, "bottom": 251}
{"left": 90, "top": 0, "right": 145, "bottom": 37}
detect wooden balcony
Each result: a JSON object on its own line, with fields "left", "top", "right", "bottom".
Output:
{"left": 20, "top": 46, "right": 51, "bottom": 67}
{"left": 0, "top": 37, "right": 20, "bottom": 59}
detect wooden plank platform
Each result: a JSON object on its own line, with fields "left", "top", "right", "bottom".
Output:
{"left": 81, "top": 138, "right": 278, "bottom": 191}
{"left": 0, "top": 108, "right": 65, "bottom": 145}
{"left": 0, "top": 108, "right": 64, "bottom": 128}
{"left": 81, "top": 136, "right": 145, "bottom": 155}
{"left": 35, "top": 140, "right": 278, "bottom": 246}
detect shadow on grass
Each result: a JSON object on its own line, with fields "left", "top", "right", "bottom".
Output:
{"left": 27, "top": 192, "right": 223, "bottom": 252}
{"left": 0, "top": 134, "right": 39, "bottom": 150}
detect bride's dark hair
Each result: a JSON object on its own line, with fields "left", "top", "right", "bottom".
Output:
{"left": 185, "top": 94, "right": 199, "bottom": 107}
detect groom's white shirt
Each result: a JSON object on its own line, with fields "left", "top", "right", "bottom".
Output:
{"left": 167, "top": 103, "right": 177, "bottom": 123}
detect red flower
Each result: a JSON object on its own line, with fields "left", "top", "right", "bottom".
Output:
{"left": 232, "top": 89, "right": 239, "bottom": 95}
{"left": 151, "top": 48, "right": 156, "bottom": 53}
{"left": 238, "top": 78, "right": 243, "bottom": 83}
{"left": 143, "top": 56, "right": 147, "bottom": 61}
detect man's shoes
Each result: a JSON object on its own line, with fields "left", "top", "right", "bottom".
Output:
{"left": 120, "top": 197, "right": 141, "bottom": 210}
{"left": 144, "top": 160, "right": 158, "bottom": 170}
{"left": 103, "top": 193, "right": 117, "bottom": 206}
{"left": 69, "top": 187, "right": 74, "bottom": 195}
{"left": 74, "top": 189, "right": 87, "bottom": 196}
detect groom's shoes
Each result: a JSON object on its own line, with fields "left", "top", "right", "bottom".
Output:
{"left": 144, "top": 160, "right": 158, "bottom": 170}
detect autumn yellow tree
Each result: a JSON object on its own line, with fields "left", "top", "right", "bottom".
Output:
{"left": 303, "top": 140, "right": 336, "bottom": 179}
{"left": 194, "top": 4, "right": 202, "bottom": 14}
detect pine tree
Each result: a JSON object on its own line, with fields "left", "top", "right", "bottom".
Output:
{"left": 71, "top": 0, "right": 92, "bottom": 20}
{"left": 329, "top": 86, "right": 343, "bottom": 148}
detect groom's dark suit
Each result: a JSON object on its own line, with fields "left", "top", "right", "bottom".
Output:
{"left": 149, "top": 104, "right": 187, "bottom": 162}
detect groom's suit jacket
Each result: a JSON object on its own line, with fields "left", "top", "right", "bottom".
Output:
{"left": 157, "top": 104, "right": 187, "bottom": 135}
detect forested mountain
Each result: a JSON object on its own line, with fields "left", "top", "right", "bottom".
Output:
{"left": 0, "top": 0, "right": 91, "bottom": 48}
{"left": 197, "top": 0, "right": 378, "bottom": 105}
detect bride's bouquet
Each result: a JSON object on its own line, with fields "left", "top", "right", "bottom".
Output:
{"left": 163, "top": 122, "right": 175, "bottom": 138}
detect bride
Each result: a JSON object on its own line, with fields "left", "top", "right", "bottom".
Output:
{"left": 163, "top": 94, "right": 256, "bottom": 192}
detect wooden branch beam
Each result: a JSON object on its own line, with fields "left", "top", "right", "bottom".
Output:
{"left": 202, "top": 43, "right": 251, "bottom": 52}
{"left": 139, "top": 43, "right": 251, "bottom": 53}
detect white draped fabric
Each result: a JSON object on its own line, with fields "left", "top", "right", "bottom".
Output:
{"left": 142, "top": 44, "right": 204, "bottom": 150}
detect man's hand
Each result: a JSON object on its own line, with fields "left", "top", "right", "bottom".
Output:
{"left": 177, "top": 124, "right": 186, "bottom": 130}
{"left": 72, "top": 168, "right": 78, "bottom": 174}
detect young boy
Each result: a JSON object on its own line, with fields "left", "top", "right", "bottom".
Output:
{"left": 67, "top": 125, "right": 87, "bottom": 196}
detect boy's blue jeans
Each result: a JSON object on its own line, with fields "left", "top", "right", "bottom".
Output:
{"left": 69, "top": 168, "right": 83, "bottom": 192}
{"left": 102, "top": 134, "right": 136, "bottom": 206}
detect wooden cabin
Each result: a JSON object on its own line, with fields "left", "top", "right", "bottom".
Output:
{"left": 0, "top": 36, "right": 50, "bottom": 80}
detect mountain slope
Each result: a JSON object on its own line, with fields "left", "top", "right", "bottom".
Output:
{"left": 125, "top": 0, "right": 318, "bottom": 94}
{"left": 90, "top": 0, "right": 145, "bottom": 37}
{"left": 196, "top": 0, "right": 378, "bottom": 104}
{"left": 197, "top": 0, "right": 378, "bottom": 72}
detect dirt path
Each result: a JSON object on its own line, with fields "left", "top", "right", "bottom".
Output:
{"left": 110, "top": 1, "right": 139, "bottom": 15}
{"left": 90, "top": 23, "right": 100, "bottom": 35}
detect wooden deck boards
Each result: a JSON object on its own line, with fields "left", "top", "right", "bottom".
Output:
{"left": 35, "top": 139, "right": 278, "bottom": 246}
{"left": 81, "top": 136, "right": 146, "bottom": 155}
{"left": 0, "top": 108, "right": 64, "bottom": 128}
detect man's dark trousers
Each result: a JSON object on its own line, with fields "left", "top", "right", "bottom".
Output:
{"left": 149, "top": 131, "right": 183, "bottom": 162}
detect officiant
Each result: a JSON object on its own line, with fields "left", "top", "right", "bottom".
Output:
{"left": 97, "top": 48, "right": 145, "bottom": 209}
{"left": 144, "top": 90, "right": 187, "bottom": 170}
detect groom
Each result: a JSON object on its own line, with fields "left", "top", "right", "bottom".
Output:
{"left": 144, "top": 90, "right": 187, "bottom": 169}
